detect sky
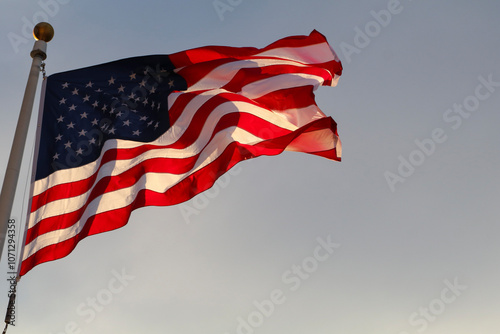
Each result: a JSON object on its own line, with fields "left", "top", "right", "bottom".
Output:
{"left": 0, "top": 0, "right": 499, "bottom": 333}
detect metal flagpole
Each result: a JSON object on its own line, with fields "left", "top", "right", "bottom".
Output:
{"left": 0, "top": 22, "right": 54, "bottom": 263}
{"left": 0, "top": 22, "right": 54, "bottom": 333}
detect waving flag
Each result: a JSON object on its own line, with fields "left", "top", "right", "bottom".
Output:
{"left": 19, "top": 30, "right": 343, "bottom": 276}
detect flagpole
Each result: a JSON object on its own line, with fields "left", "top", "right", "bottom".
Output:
{"left": 0, "top": 22, "right": 54, "bottom": 263}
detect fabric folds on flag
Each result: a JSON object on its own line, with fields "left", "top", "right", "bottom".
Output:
{"left": 19, "top": 30, "right": 343, "bottom": 276}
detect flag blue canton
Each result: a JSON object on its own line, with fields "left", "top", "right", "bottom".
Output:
{"left": 37, "top": 56, "right": 187, "bottom": 180}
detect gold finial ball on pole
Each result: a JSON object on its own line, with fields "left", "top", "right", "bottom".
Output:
{"left": 33, "top": 22, "right": 54, "bottom": 42}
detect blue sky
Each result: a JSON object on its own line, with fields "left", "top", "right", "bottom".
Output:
{"left": 0, "top": 0, "right": 499, "bottom": 333}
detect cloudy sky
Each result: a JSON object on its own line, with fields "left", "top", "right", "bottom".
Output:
{"left": 0, "top": 0, "right": 499, "bottom": 333}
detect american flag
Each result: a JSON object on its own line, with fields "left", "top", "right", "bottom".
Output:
{"left": 19, "top": 30, "right": 343, "bottom": 276}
